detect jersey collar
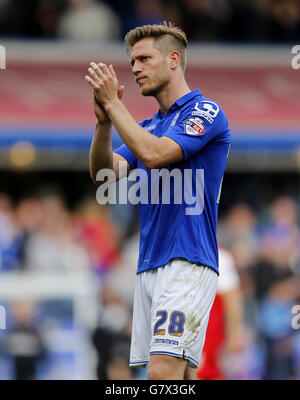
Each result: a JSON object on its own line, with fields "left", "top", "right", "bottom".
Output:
{"left": 158, "top": 89, "right": 201, "bottom": 118}
{"left": 174, "top": 89, "right": 201, "bottom": 108}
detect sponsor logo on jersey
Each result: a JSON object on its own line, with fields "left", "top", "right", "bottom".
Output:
{"left": 191, "top": 100, "right": 220, "bottom": 124}
{"left": 155, "top": 338, "right": 179, "bottom": 346}
{"left": 191, "top": 110, "right": 214, "bottom": 124}
{"left": 184, "top": 117, "right": 205, "bottom": 135}
{"left": 145, "top": 124, "right": 156, "bottom": 132}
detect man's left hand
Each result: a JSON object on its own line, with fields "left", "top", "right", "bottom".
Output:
{"left": 85, "top": 62, "right": 119, "bottom": 109}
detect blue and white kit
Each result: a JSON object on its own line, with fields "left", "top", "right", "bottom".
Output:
{"left": 115, "top": 89, "right": 231, "bottom": 276}
{"left": 114, "top": 89, "right": 231, "bottom": 367}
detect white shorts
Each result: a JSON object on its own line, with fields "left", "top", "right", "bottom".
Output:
{"left": 129, "top": 258, "right": 218, "bottom": 369}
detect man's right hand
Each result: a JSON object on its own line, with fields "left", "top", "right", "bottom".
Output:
{"left": 94, "top": 85, "right": 124, "bottom": 124}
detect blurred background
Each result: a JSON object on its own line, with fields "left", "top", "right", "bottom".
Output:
{"left": 0, "top": 0, "right": 299, "bottom": 380}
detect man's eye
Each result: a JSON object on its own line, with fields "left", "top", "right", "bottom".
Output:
{"left": 142, "top": 56, "right": 149, "bottom": 62}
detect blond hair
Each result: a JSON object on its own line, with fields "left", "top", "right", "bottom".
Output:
{"left": 125, "top": 21, "right": 188, "bottom": 72}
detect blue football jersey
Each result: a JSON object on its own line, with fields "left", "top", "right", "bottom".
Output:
{"left": 114, "top": 89, "right": 231, "bottom": 274}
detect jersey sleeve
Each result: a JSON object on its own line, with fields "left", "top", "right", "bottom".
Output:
{"left": 163, "top": 100, "right": 230, "bottom": 160}
{"left": 113, "top": 119, "right": 150, "bottom": 170}
{"left": 114, "top": 143, "right": 137, "bottom": 170}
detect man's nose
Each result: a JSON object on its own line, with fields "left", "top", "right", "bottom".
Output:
{"left": 132, "top": 61, "right": 142, "bottom": 75}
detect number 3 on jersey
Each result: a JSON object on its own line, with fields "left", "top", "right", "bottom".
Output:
{"left": 154, "top": 310, "right": 185, "bottom": 337}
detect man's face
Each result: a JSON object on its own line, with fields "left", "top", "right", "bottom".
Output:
{"left": 130, "top": 38, "right": 171, "bottom": 97}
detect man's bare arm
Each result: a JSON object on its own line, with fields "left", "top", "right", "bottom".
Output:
{"left": 89, "top": 121, "right": 130, "bottom": 185}
{"left": 105, "top": 99, "right": 184, "bottom": 169}
{"left": 89, "top": 121, "right": 113, "bottom": 184}
{"left": 86, "top": 63, "right": 184, "bottom": 170}
{"left": 89, "top": 85, "right": 130, "bottom": 185}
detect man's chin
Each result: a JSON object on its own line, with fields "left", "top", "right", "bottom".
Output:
{"left": 140, "top": 86, "right": 158, "bottom": 97}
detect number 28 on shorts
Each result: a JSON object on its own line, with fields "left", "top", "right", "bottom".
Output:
{"left": 153, "top": 310, "right": 186, "bottom": 337}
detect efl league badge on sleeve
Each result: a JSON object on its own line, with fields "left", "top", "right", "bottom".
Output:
{"left": 184, "top": 117, "right": 205, "bottom": 135}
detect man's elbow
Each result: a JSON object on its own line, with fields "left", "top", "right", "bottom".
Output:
{"left": 143, "top": 161, "right": 159, "bottom": 170}
{"left": 90, "top": 165, "right": 117, "bottom": 186}
{"left": 140, "top": 141, "right": 183, "bottom": 169}
{"left": 141, "top": 154, "right": 161, "bottom": 170}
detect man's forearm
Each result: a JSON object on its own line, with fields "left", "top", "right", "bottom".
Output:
{"left": 105, "top": 98, "right": 162, "bottom": 169}
{"left": 89, "top": 122, "right": 113, "bottom": 183}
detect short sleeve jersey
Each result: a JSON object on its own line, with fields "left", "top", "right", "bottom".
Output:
{"left": 114, "top": 89, "right": 231, "bottom": 274}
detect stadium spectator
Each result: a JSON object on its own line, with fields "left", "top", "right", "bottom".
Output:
{"left": 105, "top": 230, "right": 139, "bottom": 309}
{"left": 1, "top": 0, "right": 65, "bottom": 38}
{"left": 0, "top": 0, "right": 10, "bottom": 35}
{"left": 197, "top": 247, "right": 245, "bottom": 380}
{"left": 0, "top": 194, "right": 21, "bottom": 272}
{"left": 1, "top": 0, "right": 299, "bottom": 42}
{"left": 24, "top": 195, "right": 90, "bottom": 273}
{"left": 218, "top": 203, "right": 258, "bottom": 270}
{"left": 0, "top": 300, "right": 46, "bottom": 379}
{"left": 14, "top": 196, "right": 45, "bottom": 271}
{"left": 125, "top": 0, "right": 165, "bottom": 31}
{"left": 223, "top": 0, "right": 270, "bottom": 42}
{"left": 91, "top": 299, "right": 133, "bottom": 380}
{"left": 34, "top": 0, "right": 65, "bottom": 38}
{"left": 247, "top": 196, "right": 300, "bottom": 379}
{"left": 220, "top": 203, "right": 257, "bottom": 242}
{"left": 100, "top": 0, "right": 136, "bottom": 38}
{"left": 180, "top": 0, "right": 231, "bottom": 41}
{"left": 268, "top": 0, "right": 300, "bottom": 42}
{"left": 57, "top": 0, "right": 121, "bottom": 40}
{"left": 74, "top": 197, "right": 121, "bottom": 278}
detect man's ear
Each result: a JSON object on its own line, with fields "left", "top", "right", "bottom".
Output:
{"left": 169, "top": 51, "right": 180, "bottom": 70}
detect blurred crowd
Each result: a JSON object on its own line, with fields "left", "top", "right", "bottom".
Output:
{"left": 0, "top": 0, "right": 299, "bottom": 43}
{"left": 0, "top": 189, "right": 299, "bottom": 380}
{"left": 218, "top": 196, "right": 300, "bottom": 379}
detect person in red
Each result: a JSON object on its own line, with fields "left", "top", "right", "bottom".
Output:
{"left": 197, "top": 247, "right": 245, "bottom": 380}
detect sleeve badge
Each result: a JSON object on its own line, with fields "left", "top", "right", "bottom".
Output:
{"left": 184, "top": 117, "right": 205, "bottom": 136}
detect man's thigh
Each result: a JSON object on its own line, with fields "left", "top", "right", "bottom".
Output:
{"left": 149, "top": 259, "right": 218, "bottom": 368}
{"left": 130, "top": 259, "right": 218, "bottom": 369}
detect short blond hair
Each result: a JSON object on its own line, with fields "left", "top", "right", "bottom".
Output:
{"left": 125, "top": 21, "right": 188, "bottom": 72}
